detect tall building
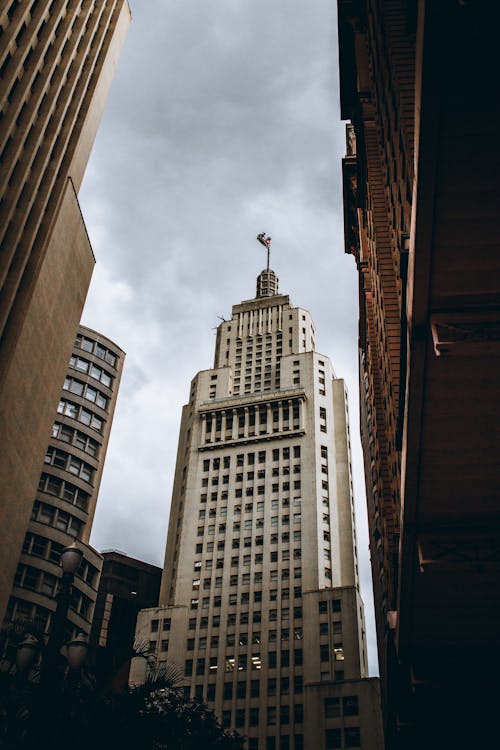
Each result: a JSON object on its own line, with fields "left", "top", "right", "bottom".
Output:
{"left": 134, "top": 270, "right": 383, "bottom": 750}
{"left": 338, "top": 1, "right": 500, "bottom": 745}
{"left": 4, "top": 326, "right": 124, "bottom": 640}
{"left": 0, "top": 0, "right": 131, "bottom": 622}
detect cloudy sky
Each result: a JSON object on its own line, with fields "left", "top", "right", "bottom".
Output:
{"left": 79, "top": 0, "right": 378, "bottom": 674}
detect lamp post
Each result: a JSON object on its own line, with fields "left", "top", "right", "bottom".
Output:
{"left": 42, "top": 542, "right": 84, "bottom": 685}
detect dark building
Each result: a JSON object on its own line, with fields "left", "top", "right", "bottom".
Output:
{"left": 0, "top": 0, "right": 131, "bottom": 623}
{"left": 90, "top": 551, "right": 162, "bottom": 663}
{"left": 338, "top": 0, "right": 500, "bottom": 746}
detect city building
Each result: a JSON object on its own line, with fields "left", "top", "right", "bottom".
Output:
{"left": 90, "top": 550, "right": 161, "bottom": 662}
{"left": 338, "top": 1, "right": 500, "bottom": 745}
{"left": 133, "top": 270, "right": 383, "bottom": 750}
{"left": 4, "top": 326, "right": 124, "bottom": 640}
{"left": 0, "top": 0, "right": 131, "bottom": 622}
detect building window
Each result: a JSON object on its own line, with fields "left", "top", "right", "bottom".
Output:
{"left": 344, "top": 728, "right": 361, "bottom": 748}
{"left": 325, "top": 729, "right": 341, "bottom": 749}
{"left": 343, "top": 696, "right": 359, "bottom": 716}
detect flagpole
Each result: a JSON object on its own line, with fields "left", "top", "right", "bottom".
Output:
{"left": 267, "top": 245, "right": 270, "bottom": 272}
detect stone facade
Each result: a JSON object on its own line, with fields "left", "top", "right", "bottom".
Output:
{"left": 133, "top": 272, "right": 383, "bottom": 750}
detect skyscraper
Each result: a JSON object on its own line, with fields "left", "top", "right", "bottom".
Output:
{"left": 0, "top": 0, "right": 131, "bottom": 621}
{"left": 4, "top": 325, "right": 124, "bottom": 640}
{"left": 134, "top": 270, "right": 383, "bottom": 750}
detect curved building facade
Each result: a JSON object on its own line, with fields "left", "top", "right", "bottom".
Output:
{"left": 5, "top": 325, "right": 124, "bottom": 639}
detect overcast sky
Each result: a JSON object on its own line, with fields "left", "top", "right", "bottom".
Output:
{"left": 79, "top": 0, "right": 378, "bottom": 675}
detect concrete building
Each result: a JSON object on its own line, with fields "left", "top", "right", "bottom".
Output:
{"left": 4, "top": 326, "right": 124, "bottom": 640}
{"left": 134, "top": 271, "right": 383, "bottom": 750}
{"left": 0, "top": 0, "right": 131, "bottom": 622}
{"left": 90, "top": 550, "right": 161, "bottom": 660}
{"left": 338, "top": 1, "right": 500, "bottom": 745}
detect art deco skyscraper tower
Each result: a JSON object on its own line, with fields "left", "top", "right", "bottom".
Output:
{"left": 0, "top": 0, "right": 131, "bottom": 621}
{"left": 135, "top": 269, "right": 383, "bottom": 750}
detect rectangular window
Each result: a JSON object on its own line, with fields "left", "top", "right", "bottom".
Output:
{"left": 325, "top": 729, "right": 342, "bottom": 749}
{"left": 344, "top": 728, "right": 361, "bottom": 748}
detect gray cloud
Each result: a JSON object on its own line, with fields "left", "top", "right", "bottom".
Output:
{"left": 79, "top": 0, "right": 378, "bottom": 675}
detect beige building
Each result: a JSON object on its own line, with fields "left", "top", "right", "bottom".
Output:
{"left": 0, "top": 0, "right": 131, "bottom": 622}
{"left": 134, "top": 271, "right": 383, "bottom": 750}
{"left": 4, "top": 325, "right": 124, "bottom": 639}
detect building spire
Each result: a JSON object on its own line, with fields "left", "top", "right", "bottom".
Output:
{"left": 256, "top": 232, "right": 272, "bottom": 271}
{"left": 255, "top": 232, "right": 278, "bottom": 297}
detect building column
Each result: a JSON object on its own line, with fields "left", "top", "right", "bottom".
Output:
{"left": 266, "top": 403, "right": 272, "bottom": 435}
{"left": 231, "top": 409, "right": 238, "bottom": 440}
{"left": 210, "top": 412, "right": 216, "bottom": 443}
{"left": 278, "top": 401, "right": 283, "bottom": 433}
{"left": 201, "top": 414, "right": 207, "bottom": 443}
{"left": 221, "top": 410, "right": 226, "bottom": 442}
{"left": 243, "top": 407, "right": 249, "bottom": 439}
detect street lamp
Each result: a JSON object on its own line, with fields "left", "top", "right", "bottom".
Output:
{"left": 15, "top": 635, "right": 40, "bottom": 674}
{"left": 42, "top": 542, "right": 83, "bottom": 684}
{"left": 66, "top": 634, "right": 89, "bottom": 671}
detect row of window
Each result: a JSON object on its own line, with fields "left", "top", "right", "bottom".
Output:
{"left": 187, "top": 628, "right": 304, "bottom": 651}
{"left": 221, "top": 704, "right": 303, "bottom": 728}
{"left": 194, "top": 544, "right": 302, "bottom": 564}
{"left": 51, "top": 422, "right": 99, "bottom": 457}
{"left": 13, "top": 564, "right": 93, "bottom": 619}
{"left": 63, "top": 376, "right": 108, "bottom": 410}
{"left": 196, "top": 537, "right": 303, "bottom": 559}
{"left": 189, "top": 606, "right": 303, "bottom": 627}
{"left": 30, "top": 500, "right": 83, "bottom": 537}
{"left": 75, "top": 334, "right": 117, "bottom": 367}
{"left": 202, "top": 467, "right": 301, "bottom": 484}
{"left": 44, "top": 446, "right": 94, "bottom": 484}
{"left": 194, "top": 565, "right": 302, "bottom": 581}
{"left": 185, "top": 648, "right": 303, "bottom": 676}
{"left": 197, "top": 518, "right": 301, "bottom": 535}
{"left": 201, "top": 481, "right": 302, "bottom": 496}
{"left": 202, "top": 447, "right": 301, "bottom": 473}
{"left": 325, "top": 696, "right": 359, "bottom": 718}
{"left": 189, "top": 586, "right": 302, "bottom": 628}
{"left": 199, "top": 499, "right": 302, "bottom": 517}
{"left": 69, "top": 355, "right": 113, "bottom": 388}
{"left": 325, "top": 728, "right": 361, "bottom": 749}
{"left": 250, "top": 734, "right": 304, "bottom": 750}
{"left": 192, "top": 585, "right": 303, "bottom": 605}
{"left": 57, "top": 398, "right": 104, "bottom": 432}
{"left": 37, "top": 472, "right": 90, "bottom": 511}
{"left": 21, "top": 532, "right": 98, "bottom": 589}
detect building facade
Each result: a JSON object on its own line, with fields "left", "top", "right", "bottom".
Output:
{"left": 134, "top": 271, "right": 383, "bottom": 750}
{"left": 90, "top": 550, "right": 161, "bottom": 660}
{"left": 0, "top": 0, "right": 131, "bottom": 622}
{"left": 338, "top": 1, "right": 500, "bottom": 745}
{"left": 4, "top": 326, "right": 124, "bottom": 640}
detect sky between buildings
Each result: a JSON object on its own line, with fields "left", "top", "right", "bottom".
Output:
{"left": 79, "top": 0, "right": 379, "bottom": 675}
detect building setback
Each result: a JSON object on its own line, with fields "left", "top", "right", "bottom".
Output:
{"left": 134, "top": 271, "right": 383, "bottom": 750}
{"left": 4, "top": 326, "right": 124, "bottom": 640}
{"left": 0, "top": 0, "right": 131, "bottom": 622}
{"left": 338, "top": 1, "right": 500, "bottom": 745}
